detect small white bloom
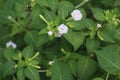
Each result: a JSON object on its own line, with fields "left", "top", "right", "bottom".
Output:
{"left": 97, "top": 23, "right": 102, "bottom": 28}
{"left": 47, "top": 31, "right": 53, "bottom": 36}
{"left": 8, "top": 16, "right": 12, "bottom": 20}
{"left": 58, "top": 24, "right": 68, "bottom": 34}
{"left": 55, "top": 32, "right": 62, "bottom": 37}
{"left": 48, "top": 61, "right": 54, "bottom": 65}
{"left": 71, "top": 9, "right": 83, "bottom": 21}
{"left": 6, "top": 41, "right": 17, "bottom": 49}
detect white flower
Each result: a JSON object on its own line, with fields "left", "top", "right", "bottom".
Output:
{"left": 6, "top": 41, "right": 17, "bottom": 49}
{"left": 55, "top": 32, "right": 62, "bottom": 37}
{"left": 97, "top": 23, "right": 102, "bottom": 28}
{"left": 58, "top": 24, "right": 68, "bottom": 34}
{"left": 8, "top": 16, "right": 12, "bottom": 20}
{"left": 48, "top": 61, "right": 54, "bottom": 65}
{"left": 47, "top": 30, "right": 53, "bottom": 36}
{"left": 71, "top": 9, "right": 83, "bottom": 21}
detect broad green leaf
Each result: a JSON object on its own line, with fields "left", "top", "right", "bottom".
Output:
{"left": 64, "top": 29, "right": 85, "bottom": 51}
{"left": 82, "top": 18, "right": 96, "bottom": 30}
{"left": 17, "top": 60, "right": 25, "bottom": 69}
{"left": 104, "top": 23, "right": 116, "bottom": 34}
{"left": 4, "top": 47, "right": 15, "bottom": 60}
{"left": 36, "top": 0, "right": 49, "bottom": 7}
{"left": 86, "top": 38, "right": 100, "bottom": 53}
{"left": 81, "top": 18, "right": 96, "bottom": 38}
{"left": 51, "top": 59, "right": 73, "bottom": 80}
{"left": 67, "top": 20, "right": 85, "bottom": 30}
{"left": 114, "top": 28, "right": 120, "bottom": 41}
{"left": 29, "top": 18, "right": 45, "bottom": 30}
{"left": 3, "top": 0, "right": 15, "bottom": 10}
{"left": 43, "top": 10, "right": 56, "bottom": 22}
{"left": 97, "top": 29, "right": 115, "bottom": 43}
{"left": 48, "top": 0, "right": 58, "bottom": 12}
{"left": 31, "top": 6, "right": 41, "bottom": 21}
{"left": 14, "top": 1, "right": 26, "bottom": 17}
{"left": 53, "top": 16, "right": 61, "bottom": 26}
{"left": 100, "top": 0, "right": 115, "bottom": 7}
{"left": 0, "top": 26, "right": 10, "bottom": 42}
{"left": 24, "top": 31, "right": 38, "bottom": 47}
{"left": 11, "top": 27, "right": 23, "bottom": 36}
{"left": 22, "top": 46, "right": 34, "bottom": 59}
{"left": 37, "top": 34, "right": 49, "bottom": 47}
{"left": 17, "top": 69, "right": 25, "bottom": 80}
{"left": 68, "top": 60, "right": 77, "bottom": 77}
{"left": 12, "top": 51, "right": 21, "bottom": 60}
{"left": 24, "top": 67, "right": 40, "bottom": 80}
{"left": 95, "top": 45, "right": 120, "bottom": 74}
{"left": 0, "top": 48, "right": 5, "bottom": 63}
{"left": 58, "top": 1, "right": 74, "bottom": 20}
{"left": 98, "top": 23, "right": 117, "bottom": 43}
{"left": 2, "top": 60, "right": 16, "bottom": 77}
{"left": 77, "top": 56, "right": 97, "bottom": 80}
{"left": 92, "top": 8, "right": 105, "bottom": 21}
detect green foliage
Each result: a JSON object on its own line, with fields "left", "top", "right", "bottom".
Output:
{"left": 77, "top": 56, "right": 97, "bottom": 80}
{"left": 51, "top": 59, "right": 73, "bottom": 80}
{"left": 64, "top": 29, "right": 85, "bottom": 51}
{"left": 95, "top": 45, "right": 120, "bottom": 74}
{"left": 0, "top": 0, "right": 120, "bottom": 80}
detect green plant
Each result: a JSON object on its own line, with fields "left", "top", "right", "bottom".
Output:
{"left": 0, "top": 0, "right": 120, "bottom": 80}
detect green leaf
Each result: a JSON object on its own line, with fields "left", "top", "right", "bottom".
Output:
{"left": 2, "top": 60, "right": 16, "bottom": 77}
{"left": 12, "top": 51, "right": 21, "bottom": 60}
{"left": 97, "top": 29, "right": 115, "bottom": 43}
{"left": 86, "top": 38, "right": 100, "bottom": 53}
{"left": 77, "top": 56, "right": 97, "bottom": 80}
{"left": 58, "top": 1, "right": 74, "bottom": 20}
{"left": 114, "top": 28, "right": 120, "bottom": 41}
{"left": 68, "top": 60, "right": 77, "bottom": 77}
{"left": 18, "top": 60, "right": 25, "bottom": 69}
{"left": 37, "top": 34, "right": 49, "bottom": 47}
{"left": 43, "top": 10, "right": 56, "bottom": 22}
{"left": 24, "top": 67, "right": 40, "bottom": 80}
{"left": 0, "top": 48, "right": 5, "bottom": 63}
{"left": 14, "top": 1, "right": 26, "bottom": 17}
{"left": 67, "top": 20, "right": 85, "bottom": 30}
{"left": 22, "top": 46, "right": 34, "bottom": 59}
{"left": 104, "top": 23, "right": 116, "bottom": 34}
{"left": 51, "top": 59, "right": 73, "bottom": 80}
{"left": 17, "top": 69, "right": 25, "bottom": 80}
{"left": 24, "top": 31, "right": 38, "bottom": 47}
{"left": 92, "top": 8, "right": 105, "bottom": 21}
{"left": 4, "top": 47, "right": 15, "bottom": 60}
{"left": 94, "top": 45, "right": 120, "bottom": 74}
{"left": 48, "top": 0, "right": 58, "bottom": 12}
{"left": 82, "top": 18, "right": 96, "bottom": 30}
{"left": 24, "top": 31, "right": 49, "bottom": 47}
{"left": 31, "top": 6, "right": 41, "bottom": 21}
{"left": 64, "top": 29, "right": 85, "bottom": 51}
{"left": 36, "top": 0, "right": 49, "bottom": 7}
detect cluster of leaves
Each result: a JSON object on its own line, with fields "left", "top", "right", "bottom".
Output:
{"left": 0, "top": 0, "right": 120, "bottom": 80}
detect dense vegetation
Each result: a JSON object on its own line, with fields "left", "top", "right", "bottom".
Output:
{"left": 0, "top": 0, "right": 120, "bottom": 80}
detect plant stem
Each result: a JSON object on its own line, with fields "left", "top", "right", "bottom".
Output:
{"left": 66, "top": 17, "right": 73, "bottom": 21}
{"left": 106, "top": 73, "right": 109, "bottom": 80}
{"left": 38, "top": 70, "right": 47, "bottom": 72}
{"left": 116, "top": 19, "right": 120, "bottom": 23}
{"left": 39, "top": 14, "right": 49, "bottom": 25}
{"left": 75, "top": 0, "right": 89, "bottom": 9}
{"left": 31, "top": 52, "right": 39, "bottom": 60}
